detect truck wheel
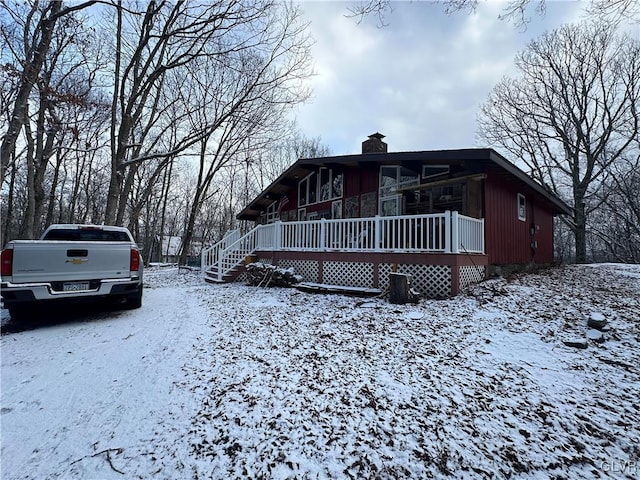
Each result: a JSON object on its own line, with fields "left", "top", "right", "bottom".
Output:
{"left": 125, "top": 287, "right": 143, "bottom": 309}
{"left": 7, "top": 305, "right": 31, "bottom": 321}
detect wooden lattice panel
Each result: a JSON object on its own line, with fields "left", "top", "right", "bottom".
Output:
{"left": 278, "top": 259, "right": 319, "bottom": 283}
{"left": 379, "top": 264, "right": 451, "bottom": 298}
{"left": 458, "top": 265, "right": 485, "bottom": 290}
{"left": 323, "top": 262, "right": 374, "bottom": 288}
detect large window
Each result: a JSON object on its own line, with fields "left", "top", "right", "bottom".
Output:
{"left": 379, "top": 166, "right": 419, "bottom": 216}
{"left": 299, "top": 168, "right": 343, "bottom": 207}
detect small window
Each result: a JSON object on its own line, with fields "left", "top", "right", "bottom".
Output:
{"left": 422, "top": 165, "right": 449, "bottom": 179}
{"left": 265, "top": 201, "right": 278, "bottom": 224}
{"left": 332, "top": 173, "right": 343, "bottom": 198}
{"left": 319, "top": 168, "right": 331, "bottom": 201}
{"left": 308, "top": 172, "right": 317, "bottom": 204}
{"left": 517, "top": 193, "right": 526, "bottom": 221}
{"left": 298, "top": 177, "right": 308, "bottom": 206}
{"left": 332, "top": 200, "right": 342, "bottom": 219}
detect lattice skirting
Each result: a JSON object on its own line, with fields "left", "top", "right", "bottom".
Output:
{"left": 458, "top": 265, "right": 485, "bottom": 290}
{"left": 379, "top": 264, "right": 451, "bottom": 298}
{"left": 247, "top": 256, "right": 468, "bottom": 297}
{"left": 323, "top": 262, "right": 374, "bottom": 288}
{"left": 277, "top": 259, "right": 320, "bottom": 283}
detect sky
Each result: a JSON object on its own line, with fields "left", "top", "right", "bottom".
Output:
{"left": 292, "top": 1, "right": 587, "bottom": 155}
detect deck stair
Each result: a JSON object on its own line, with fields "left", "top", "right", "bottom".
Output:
{"left": 204, "top": 249, "right": 252, "bottom": 284}
{"left": 201, "top": 227, "right": 262, "bottom": 283}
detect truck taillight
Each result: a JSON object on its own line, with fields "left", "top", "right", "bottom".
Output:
{"left": 1, "top": 248, "right": 13, "bottom": 277}
{"left": 130, "top": 249, "right": 140, "bottom": 272}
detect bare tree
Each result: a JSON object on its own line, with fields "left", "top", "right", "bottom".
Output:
{"left": 478, "top": 21, "right": 640, "bottom": 263}
{"left": 0, "top": 0, "right": 97, "bottom": 183}
{"left": 1, "top": 2, "right": 109, "bottom": 239}
{"left": 103, "top": 1, "right": 312, "bottom": 227}
{"left": 348, "top": 0, "right": 638, "bottom": 27}
{"left": 590, "top": 154, "right": 640, "bottom": 262}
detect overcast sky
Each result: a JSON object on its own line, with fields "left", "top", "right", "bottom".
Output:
{"left": 292, "top": 1, "right": 586, "bottom": 155}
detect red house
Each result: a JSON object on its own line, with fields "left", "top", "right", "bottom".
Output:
{"left": 202, "top": 134, "right": 571, "bottom": 297}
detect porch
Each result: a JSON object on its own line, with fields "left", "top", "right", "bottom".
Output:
{"left": 201, "top": 211, "right": 487, "bottom": 297}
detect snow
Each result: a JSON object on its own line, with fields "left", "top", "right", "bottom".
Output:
{"left": 1, "top": 263, "right": 639, "bottom": 479}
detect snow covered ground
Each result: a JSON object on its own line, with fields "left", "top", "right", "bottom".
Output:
{"left": 1, "top": 263, "right": 638, "bottom": 479}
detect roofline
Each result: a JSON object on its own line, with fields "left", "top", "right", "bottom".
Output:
{"left": 237, "top": 148, "right": 573, "bottom": 220}
{"left": 486, "top": 149, "right": 572, "bottom": 215}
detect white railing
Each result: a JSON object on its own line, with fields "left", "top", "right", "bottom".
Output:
{"left": 200, "top": 228, "right": 241, "bottom": 273}
{"left": 456, "top": 212, "right": 485, "bottom": 254}
{"left": 202, "top": 212, "right": 484, "bottom": 278}
{"left": 277, "top": 214, "right": 450, "bottom": 252}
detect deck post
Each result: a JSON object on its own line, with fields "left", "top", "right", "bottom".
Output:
{"left": 320, "top": 218, "right": 327, "bottom": 250}
{"left": 274, "top": 221, "right": 282, "bottom": 250}
{"left": 451, "top": 211, "right": 459, "bottom": 254}
{"left": 374, "top": 215, "right": 382, "bottom": 251}
{"left": 444, "top": 211, "right": 451, "bottom": 253}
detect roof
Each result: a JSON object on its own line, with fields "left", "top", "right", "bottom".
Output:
{"left": 237, "top": 148, "right": 573, "bottom": 221}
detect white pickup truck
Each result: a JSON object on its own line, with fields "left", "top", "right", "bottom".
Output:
{"left": 1, "top": 224, "right": 143, "bottom": 319}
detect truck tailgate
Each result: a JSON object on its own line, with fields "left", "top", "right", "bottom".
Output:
{"left": 9, "top": 241, "right": 133, "bottom": 284}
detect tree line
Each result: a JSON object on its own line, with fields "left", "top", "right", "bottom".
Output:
{"left": 2, "top": 1, "right": 638, "bottom": 265}
{"left": 1, "top": 0, "right": 321, "bottom": 264}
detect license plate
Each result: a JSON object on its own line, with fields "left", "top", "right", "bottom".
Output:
{"left": 63, "top": 282, "right": 90, "bottom": 292}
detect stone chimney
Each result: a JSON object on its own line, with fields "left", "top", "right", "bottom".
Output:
{"left": 362, "top": 132, "right": 387, "bottom": 154}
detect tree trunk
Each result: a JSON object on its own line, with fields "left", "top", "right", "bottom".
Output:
{"left": 179, "top": 191, "right": 202, "bottom": 266}
{"left": 574, "top": 189, "right": 587, "bottom": 263}
{"left": 0, "top": 2, "right": 61, "bottom": 182}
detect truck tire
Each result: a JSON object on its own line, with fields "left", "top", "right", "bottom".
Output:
{"left": 7, "top": 305, "right": 31, "bottom": 321}
{"left": 125, "top": 287, "right": 143, "bottom": 309}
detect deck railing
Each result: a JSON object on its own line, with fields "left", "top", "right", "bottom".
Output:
{"left": 201, "top": 212, "right": 484, "bottom": 279}
{"left": 199, "top": 228, "right": 241, "bottom": 272}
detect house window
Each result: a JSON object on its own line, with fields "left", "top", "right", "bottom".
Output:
{"left": 319, "top": 168, "right": 331, "bottom": 201}
{"left": 517, "top": 193, "right": 526, "bottom": 221}
{"left": 379, "top": 166, "right": 419, "bottom": 216}
{"left": 265, "top": 201, "right": 278, "bottom": 224}
{"left": 422, "top": 164, "right": 449, "bottom": 179}
{"left": 380, "top": 195, "right": 401, "bottom": 216}
{"left": 308, "top": 172, "right": 317, "bottom": 204}
{"left": 299, "top": 168, "right": 343, "bottom": 207}
{"left": 332, "top": 200, "right": 342, "bottom": 219}
{"left": 332, "top": 173, "right": 343, "bottom": 198}
{"left": 299, "top": 176, "right": 309, "bottom": 206}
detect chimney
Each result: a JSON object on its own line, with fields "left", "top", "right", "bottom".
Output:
{"left": 362, "top": 132, "right": 387, "bottom": 154}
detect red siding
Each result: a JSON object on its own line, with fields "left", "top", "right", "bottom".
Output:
{"left": 345, "top": 165, "right": 378, "bottom": 197}
{"left": 484, "top": 173, "right": 555, "bottom": 265}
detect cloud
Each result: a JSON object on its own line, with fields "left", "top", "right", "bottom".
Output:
{"left": 294, "top": 0, "right": 585, "bottom": 155}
